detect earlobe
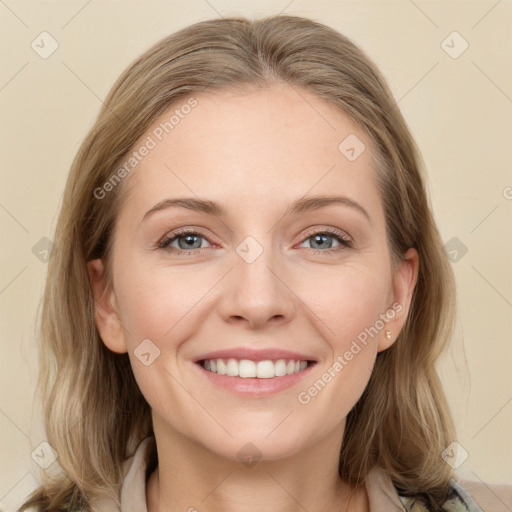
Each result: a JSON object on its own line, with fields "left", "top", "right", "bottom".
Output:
{"left": 87, "top": 259, "right": 128, "bottom": 354}
{"left": 378, "top": 247, "right": 419, "bottom": 352}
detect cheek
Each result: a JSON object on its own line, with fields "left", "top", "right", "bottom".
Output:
{"left": 295, "top": 263, "right": 390, "bottom": 400}
{"left": 113, "top": 263, "right": 211, "bottom": 423}
{"left": 299, "top": 262, "right": 391, "bottom": 349}
{"left": 114, "top": 261, "right": 216, "bottom": 341}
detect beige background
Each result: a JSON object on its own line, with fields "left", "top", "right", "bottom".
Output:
{"left": 1, "top": 0, "right": 511, "bottom": 510}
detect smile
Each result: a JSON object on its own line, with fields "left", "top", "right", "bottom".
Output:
{"left": 201, "top": 358, "right": 310, "bottom": 378}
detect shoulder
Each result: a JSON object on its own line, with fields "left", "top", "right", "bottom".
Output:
{"left": 398, "top": 478, "right": 512, "bottom": 511}
{"left": 454, "top": 477, "right": 512, "bottom": 512}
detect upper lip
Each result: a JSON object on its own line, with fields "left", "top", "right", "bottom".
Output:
{"left": 194, "top": 347, "right": 317, "bottom": 363}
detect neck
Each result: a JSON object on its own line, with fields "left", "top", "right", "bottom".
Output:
{"left": 146, "top": 414, "right": 368, "bottom": 512}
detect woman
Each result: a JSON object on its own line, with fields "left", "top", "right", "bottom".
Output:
{"left": 19, "top": 14, "right": 492, "bottom": 512}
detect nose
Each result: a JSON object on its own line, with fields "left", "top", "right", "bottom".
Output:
{"left": 216, "top": 245, "right": 297, "bottom": 330}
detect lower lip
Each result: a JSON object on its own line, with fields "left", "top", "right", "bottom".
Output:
{"left": 195, "top": 362, "right": 316, "bottom": 396}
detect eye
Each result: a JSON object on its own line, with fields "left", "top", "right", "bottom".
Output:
{"left": 158, "top": 229, "right": 213, "bottom": 254}
{"left": 298, "top": 228, "right": 352, "bottom": 253}
{"left": 157, "top": 227, "right": 352, "bottom": 256}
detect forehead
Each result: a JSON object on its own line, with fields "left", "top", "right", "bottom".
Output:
{"left": 120, "top": 83, "right": 383, "bottom": 223}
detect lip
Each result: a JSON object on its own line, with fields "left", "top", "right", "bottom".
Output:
{"left": 195, "top": 360, "right": 316, "bottom": 396}
{"left": 194, "top": 347, "right": 316, "bottom": 363}
{"left": 193, "top": 347, "right": 317, "bottom": 397}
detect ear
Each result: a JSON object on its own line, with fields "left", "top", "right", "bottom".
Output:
{"left": 378, "top": 247, "right": 419, "bottom": 352}
{"left": 87, "top": 258, "right": 127, "bottom": 354}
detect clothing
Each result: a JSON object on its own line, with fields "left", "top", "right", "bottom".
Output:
{"left": 68, "top": 436, "right": 510, "bottom": 511}
{"left": 98, "top": 436, "right": 488, "bottom": 511}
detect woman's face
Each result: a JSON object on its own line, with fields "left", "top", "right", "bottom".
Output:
{"left": 89, "top": 82, "right": 417, "bottom": 462}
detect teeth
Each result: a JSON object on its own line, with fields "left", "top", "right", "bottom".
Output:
{"left": 274, "top": 359, "right": 287, "bottom": 376}
{"left": 256, "top": 360, "right": 274, "bottom": 378}
{"left": 226, "top": 358, "right": 238, "bottom": 377}
{"left": 239, "top": 359, "right": 256, "bottom": 378}
{"left": 201, "top": 358, "right": 310, "bottom": 378}
{"left": 217, "top": 359, "right": 227, "bottom": 375}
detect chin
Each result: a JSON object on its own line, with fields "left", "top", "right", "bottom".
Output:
{"left": 204, "top": 425, "right": 314, "bottom": 464}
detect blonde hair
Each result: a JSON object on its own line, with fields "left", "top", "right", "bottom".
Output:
{"left": 20, "top": 14, "right": 456, "bottom": 511}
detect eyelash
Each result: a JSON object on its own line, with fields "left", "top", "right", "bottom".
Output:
{"left": 157, "top": 227, "right": 353, "bottom": 256}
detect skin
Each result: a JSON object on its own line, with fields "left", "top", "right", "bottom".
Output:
{"left": 88, "top": 82, "right": 419, "bottom": 512}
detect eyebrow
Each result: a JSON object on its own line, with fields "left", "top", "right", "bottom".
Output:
{"left": 142, "top": 195, "right": 371, "bottom": 224}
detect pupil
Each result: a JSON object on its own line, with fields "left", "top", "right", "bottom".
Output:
{"left": 314, "top": 234, "right": 330, "bottom": 249}
{"left": 180, "top": 234, "right": 200, "bottom": 249}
